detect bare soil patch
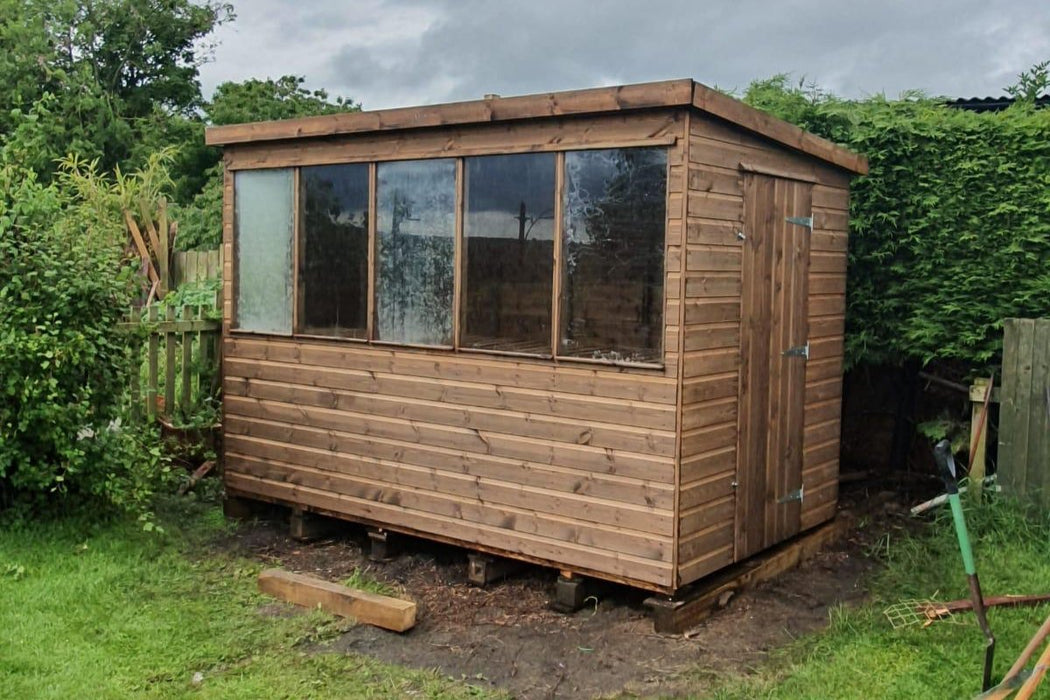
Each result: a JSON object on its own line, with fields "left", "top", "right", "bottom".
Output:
{"left": 217, "top": 494, "right": 902, "bottom": 700}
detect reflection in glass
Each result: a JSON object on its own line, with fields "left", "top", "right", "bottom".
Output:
{"left": 235, "top": 169, "right": 294, "bottom": 334}
{"left": 561, "top": 148, "right": 666, "bottom": 363}
{"left": 299, "top": 164, "right": 369, "bottom": 338}
{"left": 375, "top": 159, "right": 456, "bottom": 345}
{"left": 463, "top": 153, "right": 555, "bottom": 354}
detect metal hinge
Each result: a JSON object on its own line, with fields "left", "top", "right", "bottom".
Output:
{"left": 782, "top": 342, "right": 810, "bottom": 359}
{"left": 778, "top": 486, "right": 805, "bottom": 504}
{"left": 785, "top": 215, "right": 813, "bottom": 229}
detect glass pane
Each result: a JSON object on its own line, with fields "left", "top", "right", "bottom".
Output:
{"left": 235, "top": 169, "right": 294, "bottom": 334}
{"left": 299, "top": 164, "right": 369, "bottom": 338}
{"left": 463, "top": 153, "right": 555, "bottom": 354}
{"left": 561, "top": 148, "right": 667, "bottom": 363}
{"left": 375, "top": 159, "right": 456, "bottom": 345}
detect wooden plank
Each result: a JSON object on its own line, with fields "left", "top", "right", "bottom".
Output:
{"left": 180, "top": 306, "right": 193, "bottom": 414}
{"left": 225, "top": 336, "right": 679, "bottom": 404}
{"left": 226, "top": 377, "right": 676, "bottom": 456}
{"left": 687, "top": 192, "right": 743, "bottom": 221}
{"left": 687, "top": 220, "right": 741, "bottom": 246}
{"left": 999, "top": 319, "right": 1034, "bottom": 497}
{"left": 164, "top": 305, "right": 176, "bottom": 417}
{"left": 224, "top": 396, "right": 674, "bottom": 483}
{"left": 225, "top": 112, "right": 683, "bottom": 170}
{"left": 691, "top": 85, "right": 867, "bottom": 174}
{"left": 227, "top": 452, "right": 673, "bottom": 556}
{"left": 147, "top": 306, "right": 159, "bottom": 421}
{"left": 125, "top": 211, "right": 160, "bottom": 286}
{"left": 1027, "top": 321, "right": 1050, "bottom": 504}
{"left": 684, "top": 300, "right": 740, "bottom": 325}
{"left": 649, "top": 516, "right": 850, "bottom": 632}
{"left": 682, "top": 347, "right": 738, "bottom": 376}
{"left": 224, "top": 357, "right": 676, "bottom": 430}
{"left": 228, "top": 474, "right": 674, "bottom": 588}
{"left": 812, "top": 186, "right": 849, "bottom": 211}
{"left": 681, "top": 373, "right": 738, "bottom": 405}
{"left": 686, "top": 247, "right": 741, "bottom": 272}
{"left": 685, "top": 273, "right": 741, "bottom": 298}
{"left": 157, "top": 198, "right": 169, "bottom": 296}
{"left": 208, "top": 80, "right": 695, "bottom": 145}
{"left": 258, "top": 569, "right": 416, "bottom": 632}
{"left": 683, "top": 324, "right": 739, "bottom": 352}
{"left": 687, "top": 168, "right": 742, "bottom": 196}
{"left": 129, "top": 306, "right": 141, "bottom": 420}
{"left": 225, "top": 415, "right": 674, "bottom": 509}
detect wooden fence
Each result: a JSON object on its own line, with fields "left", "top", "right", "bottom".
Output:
{"left": 127, "top": 304, "right": 222, "bottom": 423}
{"left": 998, "top": 318, "right": 1050, "bottom": 507}
{"left": 172, "top": 249, "right": 223, "bottom": 287}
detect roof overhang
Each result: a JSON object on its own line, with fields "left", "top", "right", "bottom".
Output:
{"left": 205, "top": 78, "right": 868, "bottom": 175}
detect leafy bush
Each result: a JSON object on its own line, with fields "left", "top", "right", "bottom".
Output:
{"left": 0, "top": 147, "right": 168, "bottom": 515}
{"left": 743, "top": 75, "right": 1050, "bottom": 370}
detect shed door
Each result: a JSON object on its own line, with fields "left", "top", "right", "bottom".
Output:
{"left": 735, "top": 173, "right": 812, "bottom": 560}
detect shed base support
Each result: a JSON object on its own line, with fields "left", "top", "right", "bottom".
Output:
{"left": 223, "top": 494, "right": 268, "bottom": 521}
{"left": 368, "top": 528, "right": 396, "bottom": 562}
{"left": 644, "top": 517, "right": 849, "bottom": 634}
{"left": 551, "top": 572, "right": 589, "bottom": 613}
{"left": 289, "top": 508, "right": 336, "bottom": 542}
{"left": 467, "top": 553, "right": 524, "bottom": 587}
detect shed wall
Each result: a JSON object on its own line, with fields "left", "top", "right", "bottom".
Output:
{"left": 676, "top": 114, "right": 850, "bottom": 587}
{"left": 221, "top": 112, "right": 688, "bottom": 591}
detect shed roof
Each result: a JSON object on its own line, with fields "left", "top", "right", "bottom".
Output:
{"left": 206, "top": 79, "right": 868, "bottom": 175}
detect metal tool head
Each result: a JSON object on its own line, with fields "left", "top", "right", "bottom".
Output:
{"left": 933, "top": 439, "right": 960, "bottom": 493}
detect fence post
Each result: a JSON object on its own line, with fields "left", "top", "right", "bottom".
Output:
{"left": 181, "top": 305, "right": 193, "bottom": 417}
{"left": 129, "top": 306, "right": 141, "bottom": 421}
{"left": 164, "top": 305, "right": 176, "bottom": 418}
{"left": 147, "top": 306, "right": 159, "bottom": 421}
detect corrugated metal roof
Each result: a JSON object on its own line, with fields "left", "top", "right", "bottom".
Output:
{"left": 946, "top": 95, "right": 1050, "bottom": 112}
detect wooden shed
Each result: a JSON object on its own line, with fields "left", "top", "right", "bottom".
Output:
{"left": 206, "top": 79, "right": 867, "bottom": 595}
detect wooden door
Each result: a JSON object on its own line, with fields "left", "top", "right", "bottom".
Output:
{"left": 735, "top": 173, "right": 812, "bottom": 560}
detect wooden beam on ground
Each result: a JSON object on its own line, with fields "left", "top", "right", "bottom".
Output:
{"left": 645, "top": 517, "right": 849, "bottom": 634}
{"left": 258, "top": 569, "right": 416, "bottom": 633}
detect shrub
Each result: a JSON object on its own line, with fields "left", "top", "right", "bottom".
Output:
{"left": 743, "top": 75, "right": 1050, "bottom": 371}
{"left": 0, "top": 147, "right": 167, "bottom": 514}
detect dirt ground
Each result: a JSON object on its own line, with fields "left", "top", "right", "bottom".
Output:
{"left": 218, "top": 485, "right": 917, "bottom": 700}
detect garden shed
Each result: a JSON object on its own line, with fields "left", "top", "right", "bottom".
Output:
{"left": 206, "top": 79, "right": 867, "bottom": 595}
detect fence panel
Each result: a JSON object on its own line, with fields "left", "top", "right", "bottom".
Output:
{"left": 172, "top": 249, "right": 223, "bottom": 287}
{"left": 126, "top": 302, "right": 222, "bottom": 424}
{"left": 998, "top": 318, "right": 1050, "bottom": 507}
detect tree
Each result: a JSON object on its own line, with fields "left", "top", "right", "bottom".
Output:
{"left": 173, "top": 77, "right": 359, "bottom": 249}
{"left": 0, "top": 0, "right": 233, "bottom": 178}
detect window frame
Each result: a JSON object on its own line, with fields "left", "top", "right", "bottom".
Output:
{"left": 230, "top": 145, "right": 670, "bottom": 370}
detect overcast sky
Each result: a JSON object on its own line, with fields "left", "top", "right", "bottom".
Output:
{"left": 198, "top": 0, "right": 1050, "bottom": 111}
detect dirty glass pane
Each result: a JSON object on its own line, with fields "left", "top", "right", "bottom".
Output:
{"left": 235, "top": 169, "right": 294, "bottom": 334}
{"left": 299, "top": 164, "right": 369, "bottom": 338}
{"left": 462, "top": 153, "right": 555, "bottom": 354}
{"left": 375, "top": 159, "right": 456, "bottom": 345}
{"left": 561, "top": 148, "right": 666, "bottom": 363}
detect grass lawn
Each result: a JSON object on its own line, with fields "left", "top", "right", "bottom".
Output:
{"left": 0, "top": 498, "right": 497, "bottom": 699}
{"left": 706, "top": 499, "right": 1050, "bottom": 699}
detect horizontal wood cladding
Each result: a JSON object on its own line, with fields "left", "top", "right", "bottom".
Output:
{"left": 224, "top": 111, "right": 686, "bottom": 170}
{"left": 676, "top": 124, "right": 851, "bottom": 587}
{"left": 224, "top": 336, "right": 677, "bottom": 588}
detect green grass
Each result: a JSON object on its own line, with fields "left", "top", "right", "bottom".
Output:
{"left": 705, "top": 498, "right": 1050, "bottom": 699}
{"left": 0, "top": 499, "right": 497, "bottom": 699}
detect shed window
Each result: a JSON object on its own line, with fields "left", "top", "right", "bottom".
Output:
{"left": 299, "top": 164, "right": 369, "bottom": 338}
{"left": 462, "top": 153, "right": 556, "bottom": 354}
{"left": 234, "top": 169, "right": 294, "bottom": 334}
{"left": 375, "top": 159, "right": 456, "bottom": 346}
{"left": 561, "top": 148, "right": 666, "bottom": 363}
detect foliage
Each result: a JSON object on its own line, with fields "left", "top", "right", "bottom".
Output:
{"left": 710, "top": 499, "right": 1050, "bottom": 698}
{"left": 0, "top": 136, "right": 172, "bottom": 515}
{"left": 0, "top": 503, "right": 499, "bottom": 698}
{"left": 0, "top": 0, "right": 233, "bottom": 178}
{"left": 173, "top": 76, "right": 359, "bottom": 250}
{"left": 742, "top": 73, "right": 1050, "bottom": 371}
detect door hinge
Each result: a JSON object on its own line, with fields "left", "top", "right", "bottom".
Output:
{"left": 778, "top": 486, "right": 804, "bottom": 504}
{"left": 782, "top": 342, "right": 810, "bottom": 359}
{"left": 785, "top": 215, "right": 813, "bottom": 229}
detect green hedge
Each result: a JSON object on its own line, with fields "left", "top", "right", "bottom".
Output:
{"left": 744, "top": 77, "right": 1050, "bottom": 370}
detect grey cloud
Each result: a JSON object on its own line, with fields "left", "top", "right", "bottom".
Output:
{"left": 202, "top": 0, "right": 1050, "bottom": 110}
